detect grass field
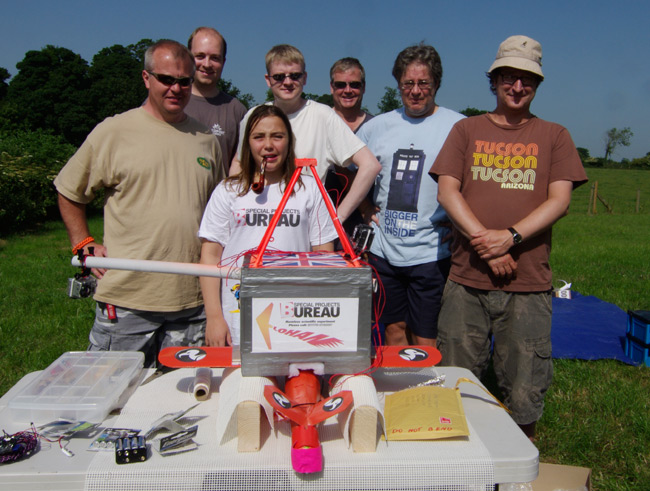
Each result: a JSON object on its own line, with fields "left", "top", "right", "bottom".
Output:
{"left": 1, "top": 168, "right": 649, "bottom": 489}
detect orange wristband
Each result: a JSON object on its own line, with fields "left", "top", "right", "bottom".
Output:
{"left": 72, "top": 236, "right": 95, "bottom": 254}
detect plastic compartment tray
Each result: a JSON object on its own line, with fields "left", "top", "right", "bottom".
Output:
{"left": 7, "top": 351, "right": 144, "bottom": 424}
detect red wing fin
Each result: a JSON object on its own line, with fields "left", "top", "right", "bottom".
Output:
{"left": 305, "top": 390, "right": 353, "bottom": 426}
{"left": 263, "top": 385, "right": 309, "bottom": 426}
{"left": 375, "top": 345, "right": 442, "bottom": 368}
{"left": 158, "top": 346, "right": 238, "bottom": 368}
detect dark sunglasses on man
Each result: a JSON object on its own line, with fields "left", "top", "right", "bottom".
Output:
{"left": 147, "top": 71, "right": 194, "bottom": 88}
{"left": 270, "top": 72, "right": 304, "bottom": 83}
{"left": 332, "top": 81, "right": 363, "bottom": 90}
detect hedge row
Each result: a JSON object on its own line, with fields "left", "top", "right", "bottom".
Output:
{"left": 0, "top": 130, "right": 77, "bottom": 235}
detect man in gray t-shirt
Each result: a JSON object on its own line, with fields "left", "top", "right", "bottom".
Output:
{"left": 185, "top": 27, "right": 246, "bottom": 170}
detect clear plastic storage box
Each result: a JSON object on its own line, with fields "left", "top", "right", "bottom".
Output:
{"left": 7, "top": 351, "right": 144, "bottom": 424}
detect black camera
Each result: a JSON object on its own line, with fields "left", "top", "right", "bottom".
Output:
{"left": 351, "top": 224, "right": 374, "bottom": 255}
{"left": 67, "top": 274, "right": 97, "bottom": 299}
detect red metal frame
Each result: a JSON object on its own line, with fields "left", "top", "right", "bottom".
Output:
{"left": 252, "top": 158, "right": 359, "bottom": 267}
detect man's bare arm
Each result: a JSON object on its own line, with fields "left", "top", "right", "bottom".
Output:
{"left": 437, "top": 175, "right": 486, "bottom": 239}
{"left": 335, "top": 146, "right": 381, "bottom": 223}
{"left": 58, "top": 193, "right": 107, "bottom": 277}
{"left": 312, "top": 241, "right": 335, "bottom": 252}
{"left": 229, "top": 155, "right": 241, "bottom": 176}
{"left": 470, "top": 180, "right": 573, "bottom": 260}
{"left": 437, "top": 175, "right": 517, "bottom": 278}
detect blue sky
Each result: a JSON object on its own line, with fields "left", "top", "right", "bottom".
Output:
{"left": 2, "top": 0, "right": 648, "bottom": 160}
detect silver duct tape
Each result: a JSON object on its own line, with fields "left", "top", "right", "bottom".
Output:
{"left": 240, "top": 261, "right": 373, "bottom": 377}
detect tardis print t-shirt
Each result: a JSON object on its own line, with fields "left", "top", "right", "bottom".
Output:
{"left": 357, "top": 107, "right": 464, "bottom": 267}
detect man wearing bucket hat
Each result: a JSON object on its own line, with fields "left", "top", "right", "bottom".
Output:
{"left": 430, "top": 35, "right": 587, "bottom": 438}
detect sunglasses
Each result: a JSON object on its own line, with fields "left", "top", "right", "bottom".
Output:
{"left": 332, "top": 81, "right": 363, "bottom": 90}
{"left": 500, "top": 73, "right": 538, "bottom": 87}
{"left": 147, "top": 71, "right": 193, "bottom": 88}
{"left": 269, "top": 72, "right": 304, "bottom": 83}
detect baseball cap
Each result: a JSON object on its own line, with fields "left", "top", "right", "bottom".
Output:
{"left": 488, "top": 35, "right": 543, "bottom": 79}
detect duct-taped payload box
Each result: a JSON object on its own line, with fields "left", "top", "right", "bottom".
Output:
{"left": 239, "top": 252, "right": 372, "bottom": 376}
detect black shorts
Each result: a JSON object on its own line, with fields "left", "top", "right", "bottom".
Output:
{"left": 368, "top": 253, "right": 450, "bottom": 339}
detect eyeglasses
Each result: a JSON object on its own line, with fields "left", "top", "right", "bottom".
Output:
{"left": 269, "top": 72, "right": 304, "bottom": 83}
{"left": 400, "top": 80, "right": 433, "bottom": 91}
{"left": 331, "top": 81, "right": 364, "bottom": 90}
{"left": 499, "top": 73, "right": 538, "bottom": 87}
{"left": 147, "top": 71, "right": 193, "bottom": 87}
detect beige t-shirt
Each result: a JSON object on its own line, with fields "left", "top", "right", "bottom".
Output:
{"left": 55, "top": 108, "right": 224, "bottom": 311}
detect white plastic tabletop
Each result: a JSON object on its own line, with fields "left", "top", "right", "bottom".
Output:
{"left": 0, "top": 366, "right": 538, "bottom": 490}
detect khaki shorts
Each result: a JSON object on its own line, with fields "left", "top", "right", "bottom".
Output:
{"left": 437, "top": 280, "right": 553, "bottom": 425}
{"left": 89, "top": 303, "right": 206, "bottom": 367}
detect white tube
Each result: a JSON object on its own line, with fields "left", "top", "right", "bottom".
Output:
{"left": 193, "top": 367, "right": 213, "bottom": 401}
{"left": 71, "top": 256, "right": 241, "bottom": 280}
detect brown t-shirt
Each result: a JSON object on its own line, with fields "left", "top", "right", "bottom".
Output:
{"left": 185, "top": 92, "right": 247, "bottom": 171}
{"left": 430, "top": 114, "right": 587, "bottom": 292}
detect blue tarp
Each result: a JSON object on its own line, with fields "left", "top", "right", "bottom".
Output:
{"left": 552, "top": 292, "right": 636, "bottom": 364}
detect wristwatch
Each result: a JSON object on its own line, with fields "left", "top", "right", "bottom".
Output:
{"left": 508, "top": 227, "right": 522, "bottom": 245}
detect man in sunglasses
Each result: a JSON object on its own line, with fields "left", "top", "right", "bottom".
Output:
{"left": 330, "top": 57, "right": 373, "bottom": 134}
{"left": 231, "top": 44, "right": 380, "bottom": 225}
{"left": 326, "top": 57, "right": 375, "bottom": 239}
{"left": 430, "top": 35, "right": 587, "bottom": 439}
{"left": 54, "top": 39, "right": 224, "bottom": 367}
{"left": 356, "top": 43, "right": 464, "bottom": 348}
{"left": 185, "top": 27, "right": 246, "bottom": 171}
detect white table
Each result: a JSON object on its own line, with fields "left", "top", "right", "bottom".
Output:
{"left": 0, "top": 366, "right": 538, "bottom": 490}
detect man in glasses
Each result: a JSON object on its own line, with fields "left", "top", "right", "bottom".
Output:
{"left": 231, "top": 44, "right": 380, "bottom": 225}
{"left": 54, "top": 39, "right": 225, "bottom": 367}
{"left": 356, "top": 43, "right": 463, "bottom": 348}
{"left": 185, "top": 27, "right": 246, "bottom": 171}
{"left": 430, "top": 35, "right": 587, "bottom": 439}
{"left": 330, "top": 57, "right": 373, "bottom": 134}
{"left": 326, "top": 58, "right": 374, "bottom": 239}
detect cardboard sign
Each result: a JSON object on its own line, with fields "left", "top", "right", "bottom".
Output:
{"left": 250, "top": 297, "right": 359, "bottom": 353}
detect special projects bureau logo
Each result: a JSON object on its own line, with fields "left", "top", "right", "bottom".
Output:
{"left": 256, "top": 302, "right": 344, "bottom": 350}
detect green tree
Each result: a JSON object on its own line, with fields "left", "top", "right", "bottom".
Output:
{"left": 576, "top": 147, "right": 590, "bottom": 162}
{"left": 377, "top": 86, "right": 402, "bottom": 113}
{"left": 603, "top": 127, "right": 633, "bottom": 161}
{"left": 459, "top": 107, "right": 487, "bottom": 117}
{"left": 629, "top": 153, "right": 650, "bottom": 170}
{"left": 88, "top": 43, "right": 149, "bottom": 122}
{"left": 217, "top": 79, "right": 255, "bottom": 109}
{"left": 127, "top": 38, "right": 153, "bottom": 65}
{"left": 0, "top": 67, "right": 10, "bottom": 100}
{"left": 0, "top": 128, "right": 78, "bottom": 233}
{"left": 7, "top": 45, "right": 93, "bottom": 145}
